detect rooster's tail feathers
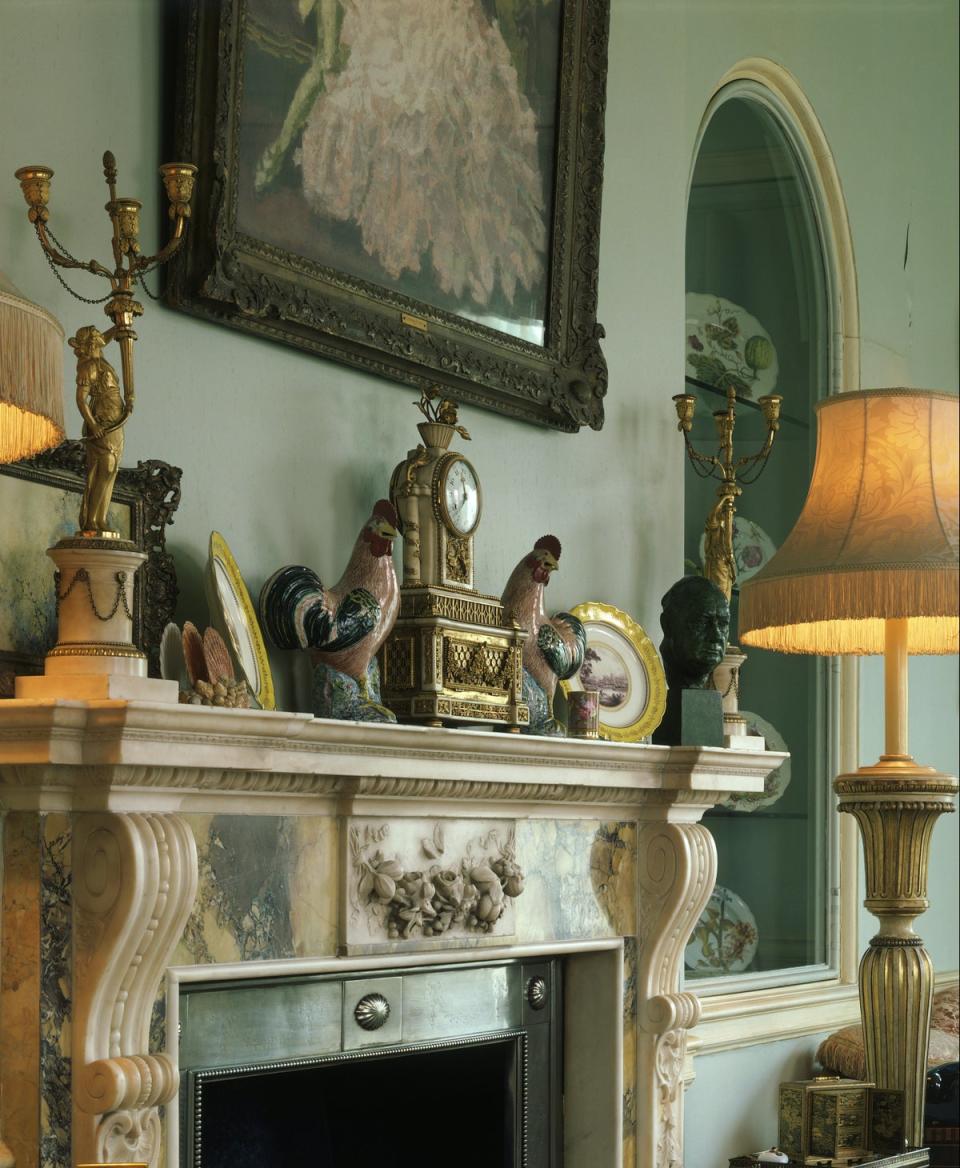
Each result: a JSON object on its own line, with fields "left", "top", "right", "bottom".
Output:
{"left": 259, "top": 564, "right": 329, "bottom": 651}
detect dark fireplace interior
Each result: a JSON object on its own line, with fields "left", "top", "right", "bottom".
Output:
{"left": 182, "top": 958, "right": 560, "bottom": 1168}
{"left": 192, "top": 1036, "right": 520, "bottom": 1168}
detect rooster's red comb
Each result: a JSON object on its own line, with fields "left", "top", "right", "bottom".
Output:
{"left": 373, "top": 499, "right": 399, "bottom": 527}
{"left": 534, "top": 534, "right": 561, "bottom": 559}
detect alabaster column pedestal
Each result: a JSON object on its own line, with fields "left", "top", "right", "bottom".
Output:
{"left": 835, "top": 763, "right": 958, "bottom": 1148}
{"left": 712, "top": 645, "right": 755, "bottom": 747}
{"left": 15, "top": 538, "right": 177, "bottom": 702}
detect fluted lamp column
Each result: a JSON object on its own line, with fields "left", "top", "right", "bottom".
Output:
{"left": 738, "top": 388, "right": 958, "bottom": 1152}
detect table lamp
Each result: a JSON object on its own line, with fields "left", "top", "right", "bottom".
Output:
{"left": 0, "top": 267, "right": 65, "bottom": 461}
{"left": 738, "top": 387, "right": 959, "bottom": 1150}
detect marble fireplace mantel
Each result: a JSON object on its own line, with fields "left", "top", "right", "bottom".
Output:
{"left": 0, "top": 699, "right": 783, "bottom": 1168}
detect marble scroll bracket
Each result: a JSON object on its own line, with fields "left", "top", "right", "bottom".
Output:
{"left": 632, "top": 816, "right": 718, "bottom": 1168}
{"left": 71, "top": 812, "right": 198, "bottom": 1168}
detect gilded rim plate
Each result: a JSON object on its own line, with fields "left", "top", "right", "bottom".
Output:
{"left": 562, "top": 601, "right": 666, "bottom": 742}
{"left": 684, "top": 883, "right": 759, "bottom": 976}
{"left": 205, "top": 531, "right": 275, "bottom": 711}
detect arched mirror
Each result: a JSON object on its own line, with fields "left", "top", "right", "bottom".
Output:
{"left": 683, "top": 84, "right": 840, "bottom": 987}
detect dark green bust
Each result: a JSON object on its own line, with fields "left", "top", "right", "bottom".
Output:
{"left": 659, "top": 575, "right": 730, "bottom": 690}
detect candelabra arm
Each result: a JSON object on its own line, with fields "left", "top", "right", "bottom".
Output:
{"left": 33, "top": 221, "right": 114, "bottom": 281}
{"left": 135, "top": 215, "right": 189, "bottom": 273}
{"left": 682, "top": 434, "right": 722, "bottom": 474}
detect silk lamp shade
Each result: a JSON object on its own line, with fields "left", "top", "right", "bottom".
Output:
{"left": 0, "top": 267, "right": 65, "bottom": 462}
{"left": 738, "top": 388, "right": 959, "bottom": 656}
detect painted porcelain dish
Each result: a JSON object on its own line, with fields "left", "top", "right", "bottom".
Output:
{"left": 684, "top": 883, "right": 759, "bottom": 976}
{"left": 685, "top": 291, "right": 779, "bottom": 400}
{"left": 718, "top": 710, "right": 791, "bottom": 812}
{"left": 205, "top": 531, "right": 275, "bottom": 710}
{"left": 562, "top": 601, "right": 666, "bottom": 742}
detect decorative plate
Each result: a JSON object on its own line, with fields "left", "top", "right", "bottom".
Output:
{"left": 699, "top": 514, "right": 777, "bottom": 587}
{"left": 717, "top": 710, "right": 791, "bottom": 813}
{"left": 562, "top": 602, "right": 666, "bottom": 742}
{"left": 205, "top": 531, "right": 275, "bottom": 710}
{"left": 684, "top": 884, "right": 759, "bottom": 976}
{"left": 685, "top": 292, "right": 779, "bottom": 400}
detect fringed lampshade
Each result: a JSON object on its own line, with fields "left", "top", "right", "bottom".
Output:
{"left": 739, "top": 388, "right": 959, "bottom": 656}
{"left": 0, "top": 267, "right": 65, "bottom": 463}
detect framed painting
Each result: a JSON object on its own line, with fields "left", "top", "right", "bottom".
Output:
{"left": 0, "top": 441, "right": 181, "bottom": 692}
{"left": 166, "top": 0, "right": 610, "bottom": 432}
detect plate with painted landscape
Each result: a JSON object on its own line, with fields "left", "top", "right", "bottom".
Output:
{"left": 562, "top": 602, "right": 666, "bottom": 742}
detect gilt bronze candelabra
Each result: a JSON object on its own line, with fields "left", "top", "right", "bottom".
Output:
{"left": 14, "top": 151, "right": 196, "bottom": 536}
{"left": 673, "top": 381, "right": 783, "bottom": 601}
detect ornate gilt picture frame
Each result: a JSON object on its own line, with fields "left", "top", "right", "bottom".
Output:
{"left": 166, "top": 0, "right": 610, "bottom": 432}
{"left": 0, "top": 441, "right": 181, "bottom": 686}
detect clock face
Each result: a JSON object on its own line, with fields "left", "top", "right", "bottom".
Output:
{"left": 442, "top": 458, "right": 480, "bottom": 535}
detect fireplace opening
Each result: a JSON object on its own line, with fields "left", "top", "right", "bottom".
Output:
{"left": 192, "top": 1033, "right": 522, "bottom": 1168}
{"left": 180, "top": 958, "right": 561, "bottom": 1168}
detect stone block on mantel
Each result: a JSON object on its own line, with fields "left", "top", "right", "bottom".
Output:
{"left": 0, "top": 698, "right": 784, "bottom": 816}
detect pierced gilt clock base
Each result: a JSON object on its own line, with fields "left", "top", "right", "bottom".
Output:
{"left": 379, "top": 585, "right": 529, "bottom": 731}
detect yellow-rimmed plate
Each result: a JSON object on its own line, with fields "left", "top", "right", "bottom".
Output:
{"left": 205, "top": 531, "right": 275, "bottom": 710}
{"left": 562, "top": 601, "right": 666, "bottom": 742}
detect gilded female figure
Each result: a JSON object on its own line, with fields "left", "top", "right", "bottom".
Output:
{"left": 69, "top": 324, "right": 130, "bottom": 535}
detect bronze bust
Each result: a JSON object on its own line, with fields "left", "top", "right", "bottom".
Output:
{"left": 659, "top": 575, "right": 730, "bottom": 691}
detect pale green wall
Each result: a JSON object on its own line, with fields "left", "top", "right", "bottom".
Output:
{"left": 1, "top": 0, "right": 957, "bottom": 1162}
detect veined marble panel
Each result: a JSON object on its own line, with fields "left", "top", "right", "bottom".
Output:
{"left": 173, "top": 814, "right": 338, "bottom": 967}
{"left": 515, "top": 820, "right": 636, "bottom": 943}
{"left": 39, "top": 814, "right": 71, "bottom": 1168}
{"left": 1, "top": 813, "right": 41, "bottom": 1168}
{"left": 622, "top": 935, "right": 639, "bottom": 1168}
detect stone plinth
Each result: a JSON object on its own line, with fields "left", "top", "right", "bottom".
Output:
{"left": 0, "top": 700, "right": 784, "bottom": 1168}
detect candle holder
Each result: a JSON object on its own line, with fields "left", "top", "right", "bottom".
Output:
{"left": 12, "top": 151, "right": 195, "bottom": 702}
{"left": 673, "top": 381, "right": 782, "bottom": 602}
{"left": 673, "top": 380, "right": 782, "bottom": 738}
{"left": 15, "top": 151, "right": 195, "bottom": 535}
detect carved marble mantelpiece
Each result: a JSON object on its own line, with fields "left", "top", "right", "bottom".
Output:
{"left": 0, "top": 699, "right": 783, "bottom": 1168}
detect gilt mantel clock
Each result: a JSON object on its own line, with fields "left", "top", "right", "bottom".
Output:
{"left": 382, "top": 395, "right": 528, "bottom": 729}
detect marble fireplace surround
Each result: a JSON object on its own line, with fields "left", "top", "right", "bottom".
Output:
{"left": 0, "top": 699, "right": 782, "bottom": 1168}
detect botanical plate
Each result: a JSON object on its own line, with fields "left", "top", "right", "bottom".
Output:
{"left": 562, "top": 601, "right": 666, "bottom": 742}
{"left": 699, "top": 514, "right": 777, "bottom": 587}
{"left": 717, "top": 710, "right": 791, "bottom": 813}
{"left": 685, "top": 291, "right": 779, "bottom": 400}
{"left": 684, "top": 884, "right": 759, "bottom": 976}
{"left": 205, "top": 531, "right": 275, "bottom": 710}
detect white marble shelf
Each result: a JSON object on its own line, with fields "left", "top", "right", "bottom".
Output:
{"left": 0, "top": 698, "right": 781, "bottom": 814}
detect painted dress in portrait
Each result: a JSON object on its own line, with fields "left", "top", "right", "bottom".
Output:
{"left": 238, "top": 0, "right": 561, "bottom": 343}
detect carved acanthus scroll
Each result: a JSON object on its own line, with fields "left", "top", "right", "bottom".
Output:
{"left": 72, "top": 813, "right": 198, "bottom": 1167}
{"left": 634, "top": 820, "right": 717, "bottom": 1168}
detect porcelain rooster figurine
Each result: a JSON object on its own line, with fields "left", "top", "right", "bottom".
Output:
{"left": 501, "top": 535, "right": 586, "bottom": 735}
{"left": 259, "top": 500, "right": 400, "bottom": 721}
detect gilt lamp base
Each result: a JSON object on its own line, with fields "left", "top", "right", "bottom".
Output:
{"left": 835, "top": 758, "right": 958, "bottom": 1150}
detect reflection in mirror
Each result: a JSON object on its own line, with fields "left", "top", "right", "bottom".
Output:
{"left": 683, "top": 92, "right": 834, "bottom": 983}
